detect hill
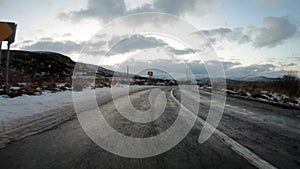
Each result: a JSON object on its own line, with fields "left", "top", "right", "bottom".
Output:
{"left": 0, "top": 50, "right": 174, "bottom": 97}
{"left": 0, "top": 50, "right": 74, "bottom": 81}
{"left": 0, "top": 50, "right": 118, "bottom": 96}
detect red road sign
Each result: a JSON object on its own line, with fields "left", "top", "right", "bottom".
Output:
{"left": 148, "top": 71, "right": 153, "bottom": 77}
{"left": 0, "top": 22, "right": 17, "bottom": 44}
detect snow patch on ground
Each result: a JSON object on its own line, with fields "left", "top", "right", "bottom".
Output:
{"left": 0, "top": 85, "right": 146, "bottom": 125}
{"left": 0, "top": 85, "right": 151, "bottom": 148}
{"left": 9, "top": 87, "right": 21, "bottom": 91}
{"left": 201, "top": 85, "right": 300, "bottom": 109}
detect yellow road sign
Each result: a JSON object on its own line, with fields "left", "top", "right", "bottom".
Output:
{"left": 0, "top": 22, "right": 17, "bottom": 43}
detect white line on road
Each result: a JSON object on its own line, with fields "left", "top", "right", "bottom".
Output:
{"left": 170, "top": 89, "right": 278, "bottom": 169}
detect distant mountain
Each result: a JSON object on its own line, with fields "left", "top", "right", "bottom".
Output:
{"left": 97, "top": 66, "right": 138, "bottom": 78}
{"left": 195, "top": 76, "right": 281, "bottom": 85}
{"left": 193, "top": 73, "right": 280, "bottom": 84}
{"left": 151, "top": 74, "right": 172, "bottom": 80}
{"left": 230, "top": 76, "right": 279, "bottom": 82}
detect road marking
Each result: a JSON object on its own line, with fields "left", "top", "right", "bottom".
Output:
{"left": 186, "top": 89, "right": 300, "bottom": 136}
{"left": 170, "top": 89, "right": 278, "bottom": 169}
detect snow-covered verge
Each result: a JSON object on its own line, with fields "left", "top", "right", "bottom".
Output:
{"left": 0, "top": 85, "right": 152, "bottom": 149}
{"left": 228, "top": 90, "right": 299, "bottom": 108}
{"left": 200, "top": 86, "right": 300, "bottom": 109}
{"left": 199, "top": 86, "right": 300, "bottom": 110}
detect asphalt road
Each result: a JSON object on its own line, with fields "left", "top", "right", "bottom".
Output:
{"left": 0, "top": 87, "right": 299, "bottom": 169}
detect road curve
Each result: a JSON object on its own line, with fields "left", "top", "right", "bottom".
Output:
{"left": 0, "top": 87, "right": 300, "bottom": 169}
{"left": 0, "top": 87, "right": 297, "bottom": 169}
{"left": 175, "top": 87, "right": 300, "bottom": 169}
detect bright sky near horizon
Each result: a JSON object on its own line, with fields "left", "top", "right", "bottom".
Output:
{"left": 0, "top": 0, "right": 299, "bottom": 78}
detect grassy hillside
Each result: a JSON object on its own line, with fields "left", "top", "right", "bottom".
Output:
{"left": 0, "top": 50, "right": 75, "bottom": 84}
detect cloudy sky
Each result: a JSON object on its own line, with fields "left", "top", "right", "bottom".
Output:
{"left": 0, "top": 0, "right": 299, "bottom": 79}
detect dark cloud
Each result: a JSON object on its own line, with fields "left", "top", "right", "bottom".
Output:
{"left": 18, "top": 36, "right": 284, "bottom": 78}
{"left": 63, "top": 33, "right": 72, "bottom": 37}
{"left": 207, "top": 60, "right": 242, "bottom": 70}
{"left": 59, "top": 0, "right": 126, "bottom": 22}
{"left": 20, "top": 40, "right": 83, "bottom": 54}
{"left": 40, "top": 37, "right": 54, "bottom": 41}
{"left": 58, "top": 0, "right": 213, "bottom": 23}
{"left": 278, "top": 62, "right": 297, "bottom": 67}
{"left": 225, "top": 64, "right": 279, "bottom": 78}
{"left": 19, "top": 34, "right": 194, "bottom": 57}
{"left": 289, "top": 56, "right": 300, "bottom": 62}
{"left": 19, "top": 40, "right": 34, "bottom": 44}
{"left": 286, "top": 63, "right": 296, "bottom": 67}
{"left": 153, "top": 0, "right": 206, "bottom": 16}
{"left": 197, "top": 16, "right": 298, "bottom": 48}
{"left": 167, "top": 48, "right": 194, "bottom": 55}
{"left": 248, "top": 16, "right": 298, "bottom": 48}
{"left": 107, "top": 34, "right": 167, "bottom": 55}
{"left": 201, "top": 27, "right": 250, "bottom": 44}
{"left": 86, "top": 34, "right": 194, "bottom": 56}
{"left": 198, "top": 62, "right": 283, "bottom": 79}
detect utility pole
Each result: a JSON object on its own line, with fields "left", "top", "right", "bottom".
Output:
{"left": 187, "top": 68, "right": 191, "bottom": 82}
{"left": 187, "top": 68, "right": 189, "bottom": 81}
{"left": 126, "top": 65, "right": 129, "bottom": 84}
{"left": 127, "top": 65, "right": 129, "bottom": 77}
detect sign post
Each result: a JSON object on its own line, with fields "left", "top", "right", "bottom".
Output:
{"left": 0, "top": 21, "right": 17, "bottom": 94}
{"left": 5, "top": 44, "right": 10, "bottom": 93}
